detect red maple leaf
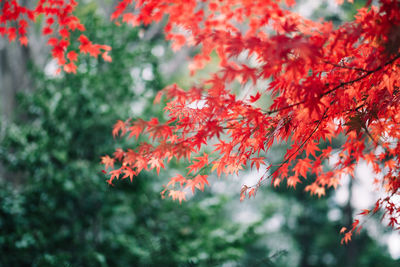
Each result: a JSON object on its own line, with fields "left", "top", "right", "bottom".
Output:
{"left": 101, "top": 155, "right": 115, "bottom": 170}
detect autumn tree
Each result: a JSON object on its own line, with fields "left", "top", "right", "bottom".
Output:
{"left": 3, "top": 0, "right": 400, "bottom": 242}
{"left": 0, "top": 5, "right": 278, "bottom": 265}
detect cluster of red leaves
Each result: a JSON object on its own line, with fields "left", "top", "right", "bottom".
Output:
{"left": 0, "top": 0, "right": 111, "bottom": 73}
{"left": 103, "top": 0, "right": 400, "bottom": 243}
{"left": 5, "top": 0, "right": 400, "bottom": 244}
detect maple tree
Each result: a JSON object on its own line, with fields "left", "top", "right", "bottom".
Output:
{"left": 0, "top": 0, "right": 111, "bottom": 73}
{"left": 3, "top": 0, "right": 400, "bottom": 243}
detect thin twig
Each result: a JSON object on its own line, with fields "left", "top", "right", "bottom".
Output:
{"left": 263, "top": 53, "right": 400, "bottom": 115}
{"left": 249, "top": 108, "right": 329, "bottom": 189}
{"left": 323, "top": 60, "right": 368, "bottom": 72}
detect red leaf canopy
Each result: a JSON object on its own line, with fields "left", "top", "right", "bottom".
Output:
{"left": 4, "top": 0, "right": 400, "bottom": 241}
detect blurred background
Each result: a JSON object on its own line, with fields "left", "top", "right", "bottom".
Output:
{"left": 0, "top": 0, "right": 399, "bottom": 266}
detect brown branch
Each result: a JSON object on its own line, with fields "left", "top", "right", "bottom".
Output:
{"left": 263, "top": 53, "right": 400, "bottom": 115}
{"left": 323, "top": 60, "right": 368, "bottom": 72}
{"left": 322, "top": 53, "right": 400, "bottom": 96}
{"left": 249, "top": 108, "right": 328, "bottom": 189}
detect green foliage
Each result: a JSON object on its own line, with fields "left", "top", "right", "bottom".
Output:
{"left": 1, "top": 2, "right": 399, "bottom": 267}
{"left": 273, "top": 187, "right": 399, "bottom": 267}
{"left": 0, "top": 7, "right": 270, "bottom": 267}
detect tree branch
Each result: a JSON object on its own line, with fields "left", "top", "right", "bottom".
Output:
{"left": 263, "top": 53, "right": 400, "bottom": 115}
